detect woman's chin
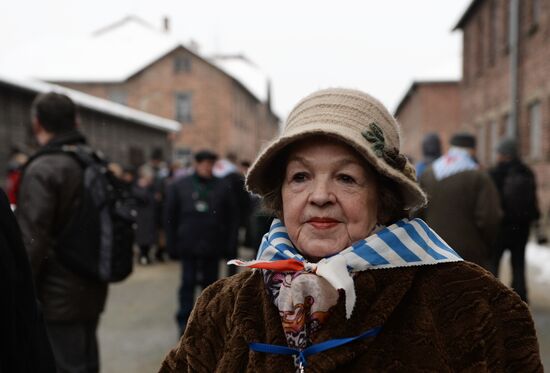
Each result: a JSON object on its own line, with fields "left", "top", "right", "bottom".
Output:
{"left": 297, "top": 241, "right": 347, "bottom": 262}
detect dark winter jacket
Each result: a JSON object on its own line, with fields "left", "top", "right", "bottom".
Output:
{"left": 165, "top": 173, "right": 238, "bottom": 259}
{"left": 417, "top": 169, "right": 501, "bottom": 269}
{"left": 222, "top": 171, "right": 251, "bottom": 257}
{"left": 159, "top": 262, "right": 541, "bottom": 372}
{"left": 132, "top": 183, "right": 158, "bottom": 246}
{"left": 223, "top": 172, "right": 251, "bottom": 227}
{"left": 489, "top": 158, "right": 540, "bottom": 224}
{"left": 16, "top": 130, "right": 107, "bottom": 322}
{"left": 0, "top": 189, "right": 56, "bottom": 373}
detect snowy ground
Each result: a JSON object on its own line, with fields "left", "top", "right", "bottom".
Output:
{"left": 499, "top": 242, "right": 550, "bottom": 309}
{"left": 499, "top": 242, "right": 550, "bottom": 367}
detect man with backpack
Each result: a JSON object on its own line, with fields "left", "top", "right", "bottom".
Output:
{"left": 16, "top": 92, "right": 113, "bottom": 373}
{"left": 489, "top": 138, "right": 540, "bottom": 302}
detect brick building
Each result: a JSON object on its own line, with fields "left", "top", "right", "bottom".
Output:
{"left": 394, "top": 81, "right": 462, "bottom": 162}
{"left": 454, "top": 0, "right": 550, "bottom": 213}
{"left": 0, "top": 74, "right": 180, "bottom": 182}
{"left": 0, "top": 16, "right": 279, "bottom": 164}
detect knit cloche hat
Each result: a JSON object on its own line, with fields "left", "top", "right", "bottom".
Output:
{"left": 246, "top": 88, "right": 427, "bottom": 211}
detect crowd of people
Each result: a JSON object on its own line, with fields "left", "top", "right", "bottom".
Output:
{"left": 415, "top": 131, "right": 545, "bottom": 303}
{"left": 1, "top": 89, "right": 546, "bottom": 372}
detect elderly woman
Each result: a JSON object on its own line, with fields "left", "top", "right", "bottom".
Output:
{"left": 159, "top": 89, "right": 541, "bottom": 372}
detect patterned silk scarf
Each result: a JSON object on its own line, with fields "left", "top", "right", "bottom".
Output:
{"left": 229, "top": 218, "right": 462, "bottom": 351}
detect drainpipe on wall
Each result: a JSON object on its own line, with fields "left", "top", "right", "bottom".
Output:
{"left": 508, "top": 0, "right": 520, "bottom": 139}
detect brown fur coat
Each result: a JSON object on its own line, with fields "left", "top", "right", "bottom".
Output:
{"left": 159, "top": 262, "right": 542, "bottom": 372}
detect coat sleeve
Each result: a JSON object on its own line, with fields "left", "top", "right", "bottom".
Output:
{"left": 474, "top": 173, "right": 502, "bottom": 249}
{"left": 158, "top": 280, "right": 234, "bottom": 373}
{"left": 15, "top": 161, "right": 59, "bottom": 280}
{"left": 488, "top": 286, "right": 543, "bottom": 371}
{"left": 429, "top": 263, "right": 542, "bottom": 371}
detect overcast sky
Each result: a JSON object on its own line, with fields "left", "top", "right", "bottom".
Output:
{"left": 0, "top": 0, "right": 471, "bottom": 118}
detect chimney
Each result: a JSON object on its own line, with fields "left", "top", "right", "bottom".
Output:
{"left": 163, "top": 16, "right": 170, "bottom": 33}
{"left": 188, "top": 39, "right": 200, "bottom": 53}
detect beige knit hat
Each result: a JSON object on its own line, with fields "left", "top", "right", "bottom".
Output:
{"left": 246, "top": 88, "right": 427, "bottom": 211}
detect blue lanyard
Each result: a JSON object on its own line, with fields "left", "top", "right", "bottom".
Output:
{"left": 249, "top": 326, "right": 381, "bottom": 371}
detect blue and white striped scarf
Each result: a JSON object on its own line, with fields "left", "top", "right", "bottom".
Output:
{"left": 230, "top": 218, "right": 462, "bottom": 319}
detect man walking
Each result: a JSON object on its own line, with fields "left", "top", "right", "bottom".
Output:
{"left": 165, "top": 150, "right": 237, "bottom": 334}
{"left": 417, "top": 133, "right": 501, "bottom": 269}
{"left": 16, "top": 92, "right": 107, "bottom": 373}
{"left": 489, "top": 138, "right": 540, "bottom": 302}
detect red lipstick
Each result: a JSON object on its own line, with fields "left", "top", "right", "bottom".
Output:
{"left": 307, "top": 217, "right": 339, "bottom": 229}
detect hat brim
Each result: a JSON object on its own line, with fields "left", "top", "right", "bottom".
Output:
{"left": 246, "top": 121, "right": 426, "bottom": 211}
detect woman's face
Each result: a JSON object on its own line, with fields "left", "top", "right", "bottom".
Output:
{"left": 281, "top": 137, "right": 379, "bottom": 261}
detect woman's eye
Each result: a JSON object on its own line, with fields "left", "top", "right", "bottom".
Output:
{"left": 338, "top": 174, "right": 356, "bottom": 184}
{"left": 290, "top": 172, "right": 308, "bottom": 183}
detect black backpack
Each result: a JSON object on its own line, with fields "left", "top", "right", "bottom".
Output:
{"left": 29, "top": 145, "right": 136, "bottom": 283}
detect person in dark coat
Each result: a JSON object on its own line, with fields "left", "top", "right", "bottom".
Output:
{"left": 16, "top": 92, "right": 108, "bottom": 373}
{"left": 149, "top": 151, "right": 170, "bottom": 262}
{"left": 415, "top": 133, "right": 441, "bottom": 178}
{"left": 220, "top": 154, "right": 252, "bottom": 276}
{"left": 133, "top": 165, "right": 159, "bottom": 265}
{"left": 489, "top": 138, "right": 540, "bottom": 302}
{"left": 165, "top": 150, "right": 238, "bottom": 334}
{"left": 0, "top": 188, "right": 56, "bottom": 373}
{"left": 416, "top": 133, "right": 502, "bottom": 269}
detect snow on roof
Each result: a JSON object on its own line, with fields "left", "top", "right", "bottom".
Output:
{"left": 0, "top": 16, "right": 180, "bottom": 83}
{"left": 0, "top": 73, "right": 180, "bottom": 132}
{"left": 0, "top": 16, "right": 270, "bottom": 104}
{"left": 209, "top": 55, "right": 269, "bottom": 103}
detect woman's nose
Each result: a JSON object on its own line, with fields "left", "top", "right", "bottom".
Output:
{"left": 308, "top": 180, "right": 335, "bottom": 206}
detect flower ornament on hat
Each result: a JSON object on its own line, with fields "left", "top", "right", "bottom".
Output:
{"left": 246, "top": 88, "right": 427, "bottom": 211}
{"left": 362, "top": 122, "right": 408, "bottom": 172}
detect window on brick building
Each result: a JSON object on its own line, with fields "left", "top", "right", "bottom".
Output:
{"left": 475, "top": 18, "right": 483, "bottom": 76}
{"left": 502, "top": 0, "right": 509, "bottom": 53}
{"left": 529, "top": 100, "right": 542, "bottom": 160}
{"left": 533, "top": 0, "right": 541, "bottom": 24}
{"left": 477, "top": 123, "right": 487, "bottom": 165}
{"left": 463, "top": 30, "right": 470, "bottom": 85}
{"left": 490, "top": 119, "right": 502, "bottom": 164}
{"left": 175, "top": 92, "right": 193, "bottom": 123}
{"left": 174, "top": 55, "right": 191, "bottom": 73}
{"left": 489, "top": 0, "right": 498, "bottom": 65}
{"left": 530, "top": 0, "right": 541, "bottom": 31}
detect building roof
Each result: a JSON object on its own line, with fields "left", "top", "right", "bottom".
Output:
{"left": 209, "top": 54, "right": 269, "bottom": 103}
{"left": 394, "top": 80, "right": 459, "bottom": 117}
{"left": 453, "top": 0, "right": 482, "bottom": 30}
{"left": 0, "top": 16, "right": 180, "bottom": 83}
{"left": 0, "top": 73, "right": 181, "bottom": 132}
{"left": 0, "top": 16, "right": 271, "bottom": 104}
